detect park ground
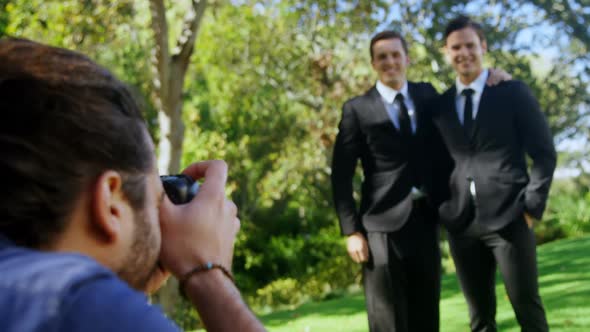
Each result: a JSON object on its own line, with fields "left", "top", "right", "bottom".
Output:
{"left": 259, "top": 236, "right": 590, "bottom": 332}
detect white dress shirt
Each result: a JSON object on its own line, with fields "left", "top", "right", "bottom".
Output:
{"left": 455, "top": 69, "right": 488, "bottom": 199}
{"left": 376, "top": 80, "right": 417, "bottom": 133}
{"left": 455, "top": 69, "right": 488, "bottom": 124}
{"left": 375, "top": 80, "right": 424, "bottom": 199}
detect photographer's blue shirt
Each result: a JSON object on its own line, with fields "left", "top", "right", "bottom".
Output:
{"left": 0, "top": 235, "right": 181, "bottom": 332}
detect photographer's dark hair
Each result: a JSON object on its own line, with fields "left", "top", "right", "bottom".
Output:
{"left": 0, "top": 38, "right": 152, "bottom": 248}
{"left": 444, "top": 15, "right": 486, "bottom": 44}
{"left": 370, "top": 30, "right": 408, "bottom": 60}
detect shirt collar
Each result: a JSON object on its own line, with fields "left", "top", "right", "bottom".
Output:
{"left": 456, "top": 69, "right": 488, "bottom": 96}
{"left": 376, "top": 80, "right": 408, "bottom": 104}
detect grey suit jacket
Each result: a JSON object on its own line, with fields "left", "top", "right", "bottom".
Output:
{"left": 331, "top": 82, "right": 442, "bottom": 235}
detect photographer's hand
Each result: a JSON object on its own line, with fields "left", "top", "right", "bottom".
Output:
{"left": 159, "top": 160, "right": 239, "bottom": 276}
{"left": 158, "top": 160, "right": 265, "bottom": 331}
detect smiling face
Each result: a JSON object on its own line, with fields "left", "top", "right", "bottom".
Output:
{"left": 445, "top": 27, "right": 487, "bottom": 84}
{"left": 371, "top": 37, "right": 410, "bottom": 90}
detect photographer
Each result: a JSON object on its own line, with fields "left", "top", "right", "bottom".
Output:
{"left": 0, "top": 38, "right": 265, "bottom": 331}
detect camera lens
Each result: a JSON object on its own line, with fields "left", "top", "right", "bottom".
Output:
{"left": 160, "top": 174, "right": 200, "bottom": 204}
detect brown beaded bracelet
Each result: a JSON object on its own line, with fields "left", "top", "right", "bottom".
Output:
{"left": 178, "top": 262, "right": 235, "bottom": 299}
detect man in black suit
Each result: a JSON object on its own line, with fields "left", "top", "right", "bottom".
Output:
{"left": 432, "top": 16, "right": 556, "bottom": 332}
{"left": 331, "top": 30, "right": 451, "bottom": 332}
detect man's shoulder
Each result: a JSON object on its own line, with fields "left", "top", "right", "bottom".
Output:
{"left": 58, "top": 274, "right": 180, "bottom": 332}
{"left": 0, "top": 245, "right": 113, "bottom": 291}
{"left": 439, "top": 84, "right": 457, "bottom": 98}
{"left": 408, "top": 81, "right": 436, "bottom": 90}
{"left": 408, "top": 81, "right": 440, "bottom": 103}
{"left": 0, "top": 246, "right": 153, "bottom": 332}
{"left": 344, "top": 86, "right": 377, "bottom": 107}
{"left": 484, "top": 79, "right": 530, "bottom": 95}
{"left": 423, "top": 85, "right": 455, "bottom": 120}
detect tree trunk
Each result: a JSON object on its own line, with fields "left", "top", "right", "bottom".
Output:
{"left": 158, "top": 87, "right": 185, "bottom": 174}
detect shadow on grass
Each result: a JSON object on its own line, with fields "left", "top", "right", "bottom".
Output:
{"left": 453, "top": 236, "right": 590, "bottom": 331}
{"left": 537, "top": 237, "right": 590, "bottom": 274}
{"left": 441, "top": 273, "right": 462, "bottom": 299}
{"left": 261, "top": 293, "right": 366, "bottom": 327}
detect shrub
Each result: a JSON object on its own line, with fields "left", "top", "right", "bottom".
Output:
{"left": 251, "top": 277, "right": 304, "bottom": 310}
{"left": 246, "top": 224, "right": 361, "bottom": 309}
{"left": 542, "top": 190, "right": 590, "bottom": 242}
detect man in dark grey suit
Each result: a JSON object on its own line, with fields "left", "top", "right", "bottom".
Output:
{"left": 432, "top": 15, "right": 556, "bottom": 332}
{"left": 331, "top": 30, "right": 442, "bottom": 332}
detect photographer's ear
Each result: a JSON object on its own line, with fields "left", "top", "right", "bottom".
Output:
{"left": 91, "top": 171, "right": 129, "bottom": 244}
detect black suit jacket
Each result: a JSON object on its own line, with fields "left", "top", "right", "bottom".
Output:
{"left": 432, "top": 80, "right": 557, "bottom": 233}
{"left": 331, "top": 82, "right": 441, "bottom": 235}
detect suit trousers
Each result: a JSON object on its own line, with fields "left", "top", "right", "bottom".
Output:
{"left": 448, "top": 216, "right": 549, "bottom": 332}
{"left": 363, "top": 201, "right": 441, "bottom": 332}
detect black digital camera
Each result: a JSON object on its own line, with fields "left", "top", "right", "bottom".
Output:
{"left": 160, "top": 174, "right": 200, "bottom": 204}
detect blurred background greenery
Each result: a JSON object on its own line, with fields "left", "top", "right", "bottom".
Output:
{"left": 1, "top": 0, "right": 588, "bottom": 330}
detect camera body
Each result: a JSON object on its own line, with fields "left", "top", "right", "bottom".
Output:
{"left": 160, "top": 174, "right": 200, "bottom": 204}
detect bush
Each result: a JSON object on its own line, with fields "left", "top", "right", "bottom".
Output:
{"left": 300, "top": 251, "right": 360, "bottom": 301}
{"left": 245, "top": 224, "right": 361, "bottom": 310}
{"left": 541, "top": 190, "right": 590, "bottom": 242}
{"left": 251, "top": 278, "right": 304, "bottom": 311}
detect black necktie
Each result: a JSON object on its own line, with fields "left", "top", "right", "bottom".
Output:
{"left": 462, "top": 88, "right": 475, "bottom": 137}
{"left": 395, "top": 93, "right": 412, "bottom": 137}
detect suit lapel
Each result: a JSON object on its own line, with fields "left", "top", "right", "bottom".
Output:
{"left": 408, "top": 82, "right": 425, "bottom": 135}
{"left": 408, "top": 83, "right": 419, "bottom": 131}
{"left": 469, "top": 85, "right": 490, "bottom": 141}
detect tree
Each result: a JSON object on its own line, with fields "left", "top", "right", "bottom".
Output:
{"left": 523, "top": 0, "right": 590, "bottom": 50}
{"left": 148, "top": 0, "right": 207, "bottom": 174}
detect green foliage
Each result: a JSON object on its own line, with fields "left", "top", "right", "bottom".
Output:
{"left": 3, "top": 0, "right": 159, "bottom": 134}
{"left": 247, "top": 248, "right": 359, "bottom": 311}
{"left": 238, "top": 225, "right": 360, "bottom": 310}
{"left": 520, "top": 0, "right": 590, "bottom": 50}
{"left": 252, "top": 278, "right": 303, "bottom": 310}
{"left": 541, "top": 182, "right": 590, "bottom": 243}
{"left": 4, "top": 0, "right": 135, "bottom": 47}
{"left": 0, "top": 0, "right": 10, "bottom": 37}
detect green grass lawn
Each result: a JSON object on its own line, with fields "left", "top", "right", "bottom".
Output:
{"left": 258, "top": 236, "right": 590, "bottom": 332}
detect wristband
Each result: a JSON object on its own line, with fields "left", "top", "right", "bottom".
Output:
{"left": 178, "top": 262, "right": 234, "bottom": 299}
